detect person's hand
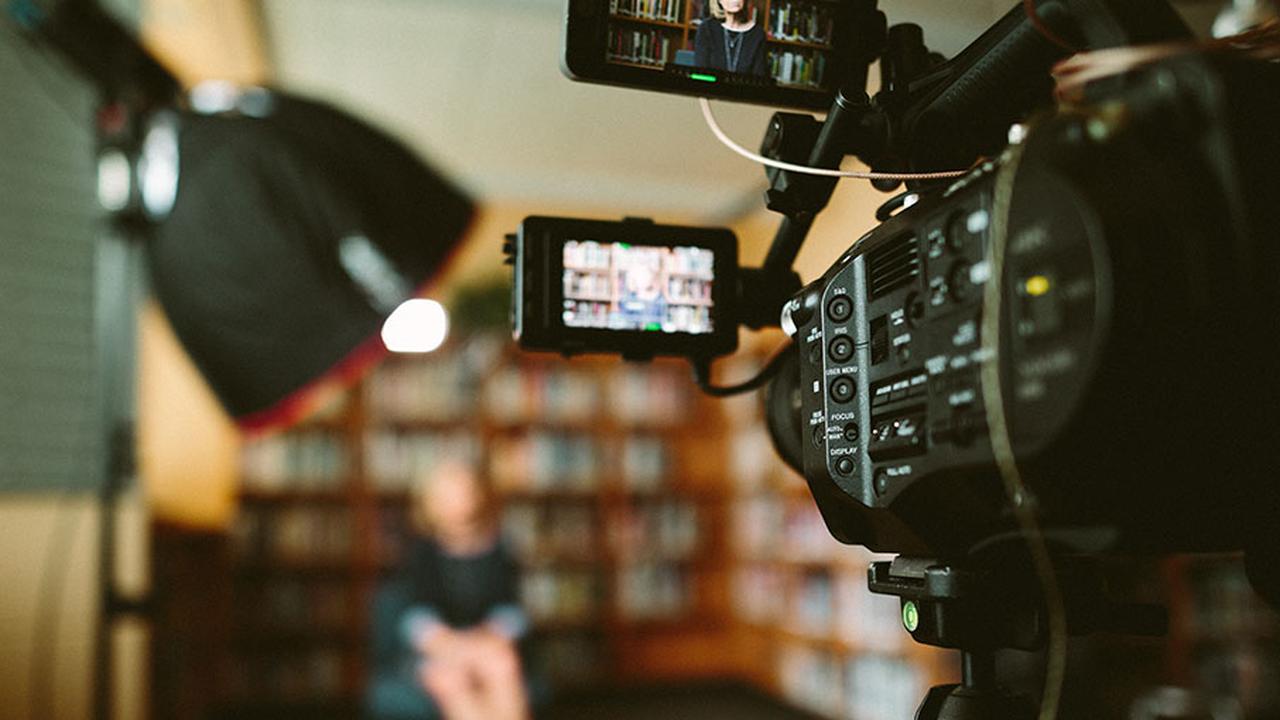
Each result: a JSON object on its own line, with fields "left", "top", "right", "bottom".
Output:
{"left": 459, "top": 626, "right": 516, "bottom": 665}
{"left": 415, "top": 622, "right": 462, "bottom": 659}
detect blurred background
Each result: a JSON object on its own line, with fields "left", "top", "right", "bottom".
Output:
{"left": 1, "top": 1, "right": 1277, "bottom": 719}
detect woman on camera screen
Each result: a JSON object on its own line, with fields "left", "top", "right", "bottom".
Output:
{"left": 694, "top": 0, "right": 767, "bottom": 77}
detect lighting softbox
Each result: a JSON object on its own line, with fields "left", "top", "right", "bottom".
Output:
{"left": 145, "top": 91, "right": 473, "bottom": 432}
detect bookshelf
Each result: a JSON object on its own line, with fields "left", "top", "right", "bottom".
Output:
{"left": 606, "top": 0, "right": 842, "bottom": 89}
{"left": 215, "top": 332, "right": 736, "bottom": 712}
{"left": 720, "top": 341, "right": 961, "bottom": 720}
{"left": 1164, "top": 554, "right": 1280, "bottom": 715}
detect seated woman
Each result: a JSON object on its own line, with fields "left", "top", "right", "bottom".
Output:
{"left": 694, "top": 0, "right": 767, "bottom": 77}
{"left": 367, "top": 461, "right": 532, "bottom": 720}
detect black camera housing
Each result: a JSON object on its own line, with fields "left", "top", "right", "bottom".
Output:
{"left": 509, "top": 216, "right": 739, "bottom": 361}
{"left": 786, "top": 55, "right": 1280, "bottom": 559}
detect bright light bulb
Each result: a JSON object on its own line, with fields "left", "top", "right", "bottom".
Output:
{"left": 97, "top": 149, "right": 132, "bottom": 212}
{"left": 381, "top": 298, "right": 448, "bottom": 353}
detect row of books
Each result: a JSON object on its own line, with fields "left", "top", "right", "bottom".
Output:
{"left": 489, "top": 432, "right": 682, "bottom": 492}
{"left": 607, "top": 26, "right": 676, "bottom": 68}
{"left": 366, "top": 355, "right": 480, "bottom": 422}
{"left": 233, "top": 579, "right": 350, "bottom": 631}
{"left": 733, "top": 564, "right": 907, "bottom": 652}
{"left": 562, "top": 272, "right": 712, "bottom": 305}
{"left": 225, "top": 648, "right": 344, "bottom": 703}
{"left": 564, "top": 268, "right": 614, "bottom": 301}
{"left": 667, "top": 276, "right": 713, "bottom": 304}
{"left": 609, "top": 0, "right": 684, "bottom": 24}
{"left": 563, "top": 240, "right": 616, "bottom": 271}
{"left": 490, "top": 432, "right": 602, "bottom": 492}
{"left": 521, "top": 568, "right": 600, "bottom": 623}
{"left": 369, "top": 359, "right": 693, "bottom": 428}
{"left": 766, "top": 1, "right": 836, "bottom": 45}
{"left": 484, "top": 365, "right": 603, "bottom": 425}
{"left": 607, "top": 501, "right": 701, "bottom": 561}
{"left": 768, "top": 48, "right": 828, "bottom": 88}
{"left": 503, "top": 503, "right": 599, "bottom": 562}
{"left": 521, "top": 564, "right": 698, "bottom": 624}
{"left": 241, "top": 432, "right": 349, "bottom": 490}
{"left": 779, "top": 646, "right": 924, "bottom": 720}
{"left": 733, "top": 497, "right": 847, "bottom": 561}
{"left": 1178, "top": 558, "right": 1280, "bottom": 716}
{"left": 611, "top": 366, "right": 690, "bottom": 424}
{"left": 616, "top": 562, "right": 693, "bottom": 619}
{"left": 533, "top": 633, "right": 606, "bottom": 685}
{"left": 231, "top": 507, "right": 354, "bottom": 565}
{"left": 1187, "top": 558, "right": 1280, "bottom": 639}
{"left": 562, "top": 301, "right": 715, "bottom": 336}
{"left": 361, "top": 430, "right": 672, "bottom": 492}
{"left": 728, "top": 424, "right": 797, "bottom": 491}
{"left": 363, "top": 430, "right": 478, "bottom": 491}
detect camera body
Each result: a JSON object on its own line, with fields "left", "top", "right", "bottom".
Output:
{"left": 786, "top": 54, "right": 1280, "bottom": 559}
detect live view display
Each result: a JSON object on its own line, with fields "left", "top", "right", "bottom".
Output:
{"left": 605, "top": 0, "right": 838, "bottom": 89}
{"left": 563, "top": 240, "right": 715, "bottom": 334}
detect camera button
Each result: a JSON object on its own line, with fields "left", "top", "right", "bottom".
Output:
{"left": 874, "top": 468, "right": 891, "bottom": 495}
{"left": 830, "top": 377, "right": 856, "bottom": 404}
{"left": 829, "top": 335, "right": 855, "bottom": 363}
{"left": 812, "top": 424, "right": 826, "bottom": 448}
{"left": 827, "top": 295, "right": 853, "bottom": 323}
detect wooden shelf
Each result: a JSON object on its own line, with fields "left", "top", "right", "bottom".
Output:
{"left": 498, "top": 488, "right": 603, "bottom": 501}
{"left": 605, "top": 58, "right": 668, "bottom": 71}
{"left": 232, "top": 627, "right": 360, "bottom": 650}
{"left": 775, "top": 80, "right": 823, "bottom": 90}
{"left": 614, "top": 611, "right": 730, "bottom": 632}
{"left": 516, "top": 555, "right": 605, "bottom": 569}
{"left": 373, "top": 417, "right": 472, "bottom": 431}
{"left": 608, "top": 13, "right": 687, "bottom": 30}
{"left": 239, "top": 488, "right": 351, "bottom": 504}
{"left": 529, "top": 617, "right": 604, "bottom": 633}
{"left": 234, "top": 560, "right": 355, "bottom": 577}
{"left": 766, "top": 36, "right": 833, "bottom": 50}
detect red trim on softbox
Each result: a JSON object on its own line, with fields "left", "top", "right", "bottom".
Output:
{"left": 233, "top": 209, "right": 479, "bottom": 436}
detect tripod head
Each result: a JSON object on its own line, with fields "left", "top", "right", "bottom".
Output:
{"left": 869, "top": 556, "right": 1168, "bottom": 720}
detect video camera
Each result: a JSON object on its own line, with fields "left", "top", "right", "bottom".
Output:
{"left": 508, "top": 2, "right": 1280, "bottom": 715}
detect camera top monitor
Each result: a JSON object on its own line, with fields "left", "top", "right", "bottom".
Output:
{"left": 564, "top": 0, "right": 870, "bottom": 110}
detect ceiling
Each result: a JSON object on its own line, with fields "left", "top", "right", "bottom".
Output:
{"left": 258, "top": 0, "right": 1023, "bottom": 222}
{"left": 259, "top": 0, "right": 1220, "bottom": 223}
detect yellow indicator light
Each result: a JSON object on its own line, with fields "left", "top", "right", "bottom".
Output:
{"left": 1025, "top": 275, "right": 1051, "bottom": 297}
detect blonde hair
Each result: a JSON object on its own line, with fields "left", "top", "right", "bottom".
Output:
{"left": 708, "top": 0, "right": 753, "bottom": 21}
{"left": 410, "top": 459, "right": 499, "bottom": 537}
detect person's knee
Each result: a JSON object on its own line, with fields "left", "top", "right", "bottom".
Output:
{"left": 487, "top": 639, "right": 522, "bottom": 683}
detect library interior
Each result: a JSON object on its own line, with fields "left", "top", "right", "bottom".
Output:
{"left": 2, "top": 1, "right": 1280, "bottom": 720}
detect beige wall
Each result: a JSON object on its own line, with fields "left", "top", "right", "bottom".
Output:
{"left": 734, "top": 180, "right": 885, "bottom": 279}
{"left": 0, "top": 492, "right": 148, "bottom": 720}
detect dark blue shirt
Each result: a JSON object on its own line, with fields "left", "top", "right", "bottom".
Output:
{"left": 693, "top": 19, "right": 768, "bottom": 77}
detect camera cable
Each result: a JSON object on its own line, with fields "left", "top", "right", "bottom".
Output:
{"left": 691, "top": 341, "right": 793, "bottom": 397}
{"left": 1023, "top": 0, "right": 1082, "bottom": 53}
{"left": 979, "top": 130, "right": 1068, "bottom": 720}
{"left": 699, "top": 98, "right": 970, "bottom": 182}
